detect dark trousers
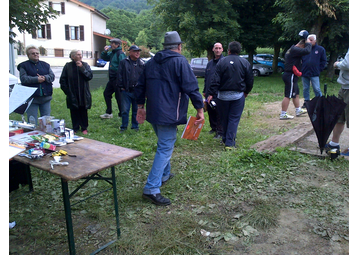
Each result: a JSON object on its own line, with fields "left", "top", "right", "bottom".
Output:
{"left": 70, "top": 106, "right": 88, "bottom": 132}
{"left": 217, "top": 97, "right": 245, "bottom": 147}
{"left": 103, "top": 80, "right": 121, "bottom": 116}
{"left": 207, "top": 104, "right": 223, "bottom": 135}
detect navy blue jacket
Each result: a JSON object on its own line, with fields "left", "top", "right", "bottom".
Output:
{"left": 135, "top": 49, "right": 204, "bottom": 125}
{"left": 301, "top": 44, "right": 327, "bottom": 77}
{"left": 203, "top": 55, "right": 224, "bottom": 98}
{"left": 17, "top": 60, "right": 54, "bottom": 97}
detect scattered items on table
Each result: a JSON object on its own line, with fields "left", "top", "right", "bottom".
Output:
{"left": 49, "top": 156, "right": 69, "bottom": 170}
{"left": 9, "top": 116, "right": 83, "bottom": 161}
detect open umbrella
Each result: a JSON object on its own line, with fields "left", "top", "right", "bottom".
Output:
{"left": 306, "top": 84, "right": 347, "bottom": 154}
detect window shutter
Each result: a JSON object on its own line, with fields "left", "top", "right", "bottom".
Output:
{"left": 80, "top": 25, "right": 84, "bottom": 41}
{"left": 46, "top": 24, "right": 52, "bottom": 39}
{"left": 49, "top": 1, "right": 53, "bottom": 10}
{"left": 31, "top": 29, "right": 36, "bottom": 39}
{"left": 61, "top": 2, "right": 65, "bottom": 14}
{"left": 41, "top": 25, "right": 46, "bottom": 38}
{"left": 65, "top": 25, "right": 70, "bottom": 40}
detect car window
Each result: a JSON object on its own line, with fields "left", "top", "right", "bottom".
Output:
{"left": 203, "top": 59, "right": 208, "bottom": 66}
{"left": 255, "top": 57, "right": 264, "bottom": 61}
{"left": 193, "top": 59, "right": 201, "bottom": 65}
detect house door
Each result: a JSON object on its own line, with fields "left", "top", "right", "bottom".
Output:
{"left": 54, "top": 48, "right": 64, "bottom": 57}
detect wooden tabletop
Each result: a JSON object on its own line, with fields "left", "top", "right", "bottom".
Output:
{"left": 13, "top": 138, "right": 143, "bottom": 181}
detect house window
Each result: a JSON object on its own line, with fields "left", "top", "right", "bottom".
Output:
{"left": 65, "top": 25, "right": 84, "bottom": 41}
{"left": 49, "top": 2, "right": 65, "bottom": 14}
{"left": 32, "top": 24, "right": 52, "bottom": 39}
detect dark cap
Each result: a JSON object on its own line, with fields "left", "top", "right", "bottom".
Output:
{"left": 162, "top": 31, "right": 183, "bottom": 46}
{"left": 298, "top": 30, "right": 309, "bottom": 40}
{"left": 128, "top": 45, "right": 142, "bottom": 51}
{"left": 110, "top": 38, "right": 121, "bottom": 44}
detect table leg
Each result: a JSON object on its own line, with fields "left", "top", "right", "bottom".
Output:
{"left": 61, "top": 178, "right": 76, "bottom": 255}
{"left": 111, "top": 166, "right": 121, "bottom": 239}
{"left": 25, "top": 167, "right": 33, "bottom": 192}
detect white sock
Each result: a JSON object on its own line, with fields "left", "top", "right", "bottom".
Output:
{"left": 296, "top": 107, "right": 301, "bottom": 112}
{"left": 281, "top": 111, "right": 286, "bottom": 116}
{"left": 329, "top": 141, "right": 339, "bottom": 147}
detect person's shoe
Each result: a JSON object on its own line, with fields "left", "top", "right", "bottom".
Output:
{"left": 119, "top": 128, "right": 127, "bottom": 133}
{"left": 162, "top": 173, "right": 175, "bottom": 186}
{"left": 82, "top": 130, "right": 88, "bottom": 135}
{"left": 325, "top": 143, "right": 341, "bottom": 160}
{"left": 213, "top": 134, "right": 222, "bottom": 139}
{"left": 280, "top": 113, "right": 294, "bottom": 120}
{"left": 225, "top": 146, "right": 236, "bottom": 151}
{"left": 142, "top": 193, "right": 171, "bottom": 206}
{"left": 100, "top": 113, "right": 113, "bottom": 119}
{"left": 296, "top": 108, "right": 307, "bottom": 117}
{"left": 341, "top": 148, "right": 349, "bottom": 157}
{"left": 302, "top": 100, "right": 309, "bottom": 109}
{"left": 209, "top": 129, "right": 216, "bottom": 134}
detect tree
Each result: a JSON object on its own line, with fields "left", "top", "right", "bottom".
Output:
{"left": 149, "top": 0, "right": 241, "bottom": 60}
{"left": 135, "top": 30, "right": 148, "bottom": 47}
{"left": 9, "top": 0, "right": 58, "bottom": 44}
{"left": 274, "top": 0, "right": 349, "bottom": 78}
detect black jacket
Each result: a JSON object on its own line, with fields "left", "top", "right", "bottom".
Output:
{"left": 203, "top": 55, "right": 224, "bottom": 98}
{"left": 284, "top": 43, "right": 312, "bottom": 73}
{"left": 60, "top": 61, "right": 93, "bottom": 109}
{"left": 208, "top": 54, "right": 253, "bottom": 96}
{"left": 117, "top": 56, "right": 145, "bottom": 92}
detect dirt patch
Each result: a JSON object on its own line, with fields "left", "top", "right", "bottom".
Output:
{"left": 241, "top": 100, "right": 349, "bottom": 255}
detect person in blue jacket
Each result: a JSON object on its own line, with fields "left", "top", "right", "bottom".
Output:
{"left": 135, "top": 31, "right": 204, "bottom": 206}
{"left": 301, "top": 34, "right": 327, "bottom": 108}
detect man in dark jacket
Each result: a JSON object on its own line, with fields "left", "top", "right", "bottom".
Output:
{"left": 301, "top": 34, "right": 327, "bottom": 108}
{"left": 17, "top": 45, "right": 55, "bottom": 125}
{"left": 100, "top": 38, "right": 126, "bottom": 119}
{"left": 135, "top": 31, "right": 204, "bottom": 206}
{"left": 203, "top": 42, "right": 224, "bottom": 139}
{"left": 280, "top": 30, "right": 312, "bottom": 120}
{"left": 117, "top": 45, "right": 145, "bottom": 132}
{"left": 207, "top": 41, "right": 253, "bottom": 150}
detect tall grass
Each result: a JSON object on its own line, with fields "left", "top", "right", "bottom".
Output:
{"left": 9, "top": 74, "right": 347, "bottom": 254}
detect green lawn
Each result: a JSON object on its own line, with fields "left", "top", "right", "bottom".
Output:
{"left": 9, "top": 73, "right": 348, "bottom": 254}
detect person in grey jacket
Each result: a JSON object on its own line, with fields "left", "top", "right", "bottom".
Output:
{"left": 325, "top": 49, "right": 349, "bottom": 158}
{"left": 60, "top": 50, "right": 93, "bottom": 134}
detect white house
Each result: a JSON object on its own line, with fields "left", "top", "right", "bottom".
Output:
{"left": 13, "top": 0, "right": 113, "bottom": 67}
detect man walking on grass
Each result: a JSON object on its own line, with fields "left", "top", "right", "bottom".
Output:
{"left": 135, "top": 31, "right": 204, "bottom": 206}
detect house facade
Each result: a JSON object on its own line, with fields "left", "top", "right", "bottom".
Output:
{"left": 13, "top": 0, "right": 113, "bottom": 67}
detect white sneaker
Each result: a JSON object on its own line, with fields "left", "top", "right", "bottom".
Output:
{"left": 100, "top": 113, "right": 113, "bottom": 119}
{"left": 296, "top": 108, "right": 307, "bottom": 117}
{"left": 280, "top": 113, "right": 294, "bottom": 120}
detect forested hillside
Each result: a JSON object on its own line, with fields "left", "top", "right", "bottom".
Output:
{"left": 81, "top": 0, "right": 152, "bottom": 13}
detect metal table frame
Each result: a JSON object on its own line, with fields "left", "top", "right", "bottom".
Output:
{"left": 61, "top": 167, "right": 120, "bottom": 255}
{"left": 12, "top": 136, "right": 142, "bottom": 255}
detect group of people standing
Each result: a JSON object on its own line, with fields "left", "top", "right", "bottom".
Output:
{"left": 17, "top": 29, "right": 348, "bottom": 207}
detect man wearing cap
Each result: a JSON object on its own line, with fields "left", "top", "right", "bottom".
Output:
{"left": 301, "top": 34, "right": 327, "bottom": 108}
{"left": 279, "top": 30, "right": 312, "bottom": 120}
{"left": 117, "top": 45, "right": 145, "bottom": 132}
{"left": 135, "top": 31, "right": 204, "bottom": 206}
{"left": 100, "top": 38, "right": 126, "bottom": 119}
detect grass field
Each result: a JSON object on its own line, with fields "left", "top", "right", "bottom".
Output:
{"left": 9, "top": 73, "right": 348, "bottom": 254}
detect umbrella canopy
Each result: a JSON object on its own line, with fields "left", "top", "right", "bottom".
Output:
{"left": 306, "top": 94, "right": 346, "bottom": 154}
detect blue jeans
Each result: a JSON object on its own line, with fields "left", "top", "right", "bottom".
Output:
{"left": 217, "top": 97, "right": 245, "bottom": 147}
{"left": 26, "top": 96, "right": 52, "bottom": 125}
{"left": 302, "top": 76, "right": 322, "bottom": 101}
{"left": 143, "top": 124, "right": 177, "bottom": 195}
{"left": 120, "top": 91, "right": 138, "bottom": 130}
